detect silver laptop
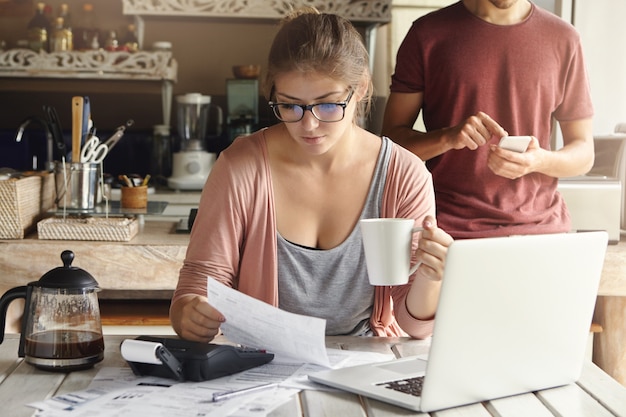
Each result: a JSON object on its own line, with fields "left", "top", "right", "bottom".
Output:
{"left": 309, "top": 231, "right": 608, "bottom": 412}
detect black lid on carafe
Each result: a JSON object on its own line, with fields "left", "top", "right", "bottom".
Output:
{"left": 36, "top": 250, "right": 99, "bottom": 290}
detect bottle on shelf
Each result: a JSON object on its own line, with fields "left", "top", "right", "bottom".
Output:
{"left": 104, "top": 30, "right": 119, "bottom": 51}
{"left": 58, "top": 3, "right": 72, "bottom": 31}
{"left": 75, "top": 2, "right": 99, "bottom": 50}
{"left": 27, "top": 2, "right": 51, "bottom": 52}
{"left": 121, "top": 23, "right": 139, "bottom": 52}
{"left": 51, "top": 17, "right": 73, "bottom": 52}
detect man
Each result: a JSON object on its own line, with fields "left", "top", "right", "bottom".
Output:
{"left": 382, "top": 0, "right": 594, "bottom": 239}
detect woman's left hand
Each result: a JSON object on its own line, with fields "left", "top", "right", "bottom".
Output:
{"left": 415, "top": 215, "right": 453, "bottom": 281}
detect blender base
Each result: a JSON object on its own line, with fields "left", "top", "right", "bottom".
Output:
{"left": 167, "top": 176, "right": 209, "bottom": 190}
{"left": 167, "top": 151, "right": 215, "bottom": 190}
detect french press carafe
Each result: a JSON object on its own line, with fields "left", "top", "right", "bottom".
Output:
{"left": 0, "top": 250, "right": 104, "bottom": 371}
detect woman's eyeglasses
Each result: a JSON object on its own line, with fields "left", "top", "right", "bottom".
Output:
{"left": 268, "top": 89, "right": 354, "bottom": 123}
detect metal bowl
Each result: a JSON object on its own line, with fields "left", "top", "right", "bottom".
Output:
{"left": 232, "top": 64, "right": 261, "bottom": 79}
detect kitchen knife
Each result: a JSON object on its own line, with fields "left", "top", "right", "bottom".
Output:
{"left": 72, "top": 96, "right": 84, "bottom": 163}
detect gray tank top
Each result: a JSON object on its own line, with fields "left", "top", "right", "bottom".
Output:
{"left": 277, "top": 137, "right": 391, "bottom": 336}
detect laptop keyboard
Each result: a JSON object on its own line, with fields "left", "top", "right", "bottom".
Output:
{"left": 377, "top": 376, "right": 425, "bottom": 397}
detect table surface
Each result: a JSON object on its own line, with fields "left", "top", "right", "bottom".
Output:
{"left": 1, "top": 334, "right": 625, "bottom": 417}
{"left": 1, "top": 225, "right": 625, "bottom": 296}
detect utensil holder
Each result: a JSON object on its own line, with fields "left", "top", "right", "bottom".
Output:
{"left": 54, "top": 162, "right": 99, "bottom": 210}
{"left": 121, "top": 186, "right": 148, "bottom": 209}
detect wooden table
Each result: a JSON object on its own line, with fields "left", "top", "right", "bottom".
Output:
{"left": 1, "top": 226, "right": 626, "bottom": 384}
{"left": 0, "top": 334, "right": 625, "bottom": 417}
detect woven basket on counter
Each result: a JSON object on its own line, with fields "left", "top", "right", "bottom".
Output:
{"left": 0, "top": 174, "right": 54, "bottom": 239}
{"left": 37, "top": 216, "right": 139, "bottom": 242}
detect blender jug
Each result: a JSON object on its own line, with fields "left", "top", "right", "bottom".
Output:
{"left": 168, "top": 93, "right": 221, "bottom": 190}
{"left": 177, "top": 93, "right": 211, "bottom": 151}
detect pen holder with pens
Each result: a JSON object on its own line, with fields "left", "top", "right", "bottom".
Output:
{"left": 54, "top": 161, "right": 100, "bottom": 210}
{"left": 120, "top": 185, "right": 148, "bottom": 209}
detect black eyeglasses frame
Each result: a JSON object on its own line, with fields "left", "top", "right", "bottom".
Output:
{"left": 268, "top": 89, "right": 354, "bottom": 123}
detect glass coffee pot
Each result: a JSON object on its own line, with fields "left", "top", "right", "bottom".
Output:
{"left": 0, "top": 250, "right": 104, "bottom": 371}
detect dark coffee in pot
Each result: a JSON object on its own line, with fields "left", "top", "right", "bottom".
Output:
{"left": 24, "top": 330, "right": 104, "bottom": 371}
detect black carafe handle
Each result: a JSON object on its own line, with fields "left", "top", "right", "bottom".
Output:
{"left": 0, "top": 286, "right": 28, "bottom": 346}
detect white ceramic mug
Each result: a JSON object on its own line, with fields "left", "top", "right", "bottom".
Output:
{"left": 360, "top": 218, "right": 423, "bottom": 286}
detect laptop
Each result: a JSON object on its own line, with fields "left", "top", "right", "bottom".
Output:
{"left": 309, "top": 231, "right": 608, "bottom": 412}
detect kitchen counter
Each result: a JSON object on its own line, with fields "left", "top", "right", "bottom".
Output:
{"left": 0, "top": 186, "right": 203, "bottom": 300}
{"left": 0, "top": 221, "right": 188, "bottom": 293}
{"left": 0, "top": 220, "right": 188, "bottom": 332}
{"left": 3, "top": 226, "right": 623, "bottom": 294}
{"left": 0, "top": 223, "right": 625, "bottom": 384}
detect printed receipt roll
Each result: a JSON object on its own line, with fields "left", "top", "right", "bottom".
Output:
{"left": 120, "top": 339, "right": 164, "bottom": 365}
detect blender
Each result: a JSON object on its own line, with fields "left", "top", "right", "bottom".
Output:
{"left": 168, "top": 93, "right": 217, "bottom": 190}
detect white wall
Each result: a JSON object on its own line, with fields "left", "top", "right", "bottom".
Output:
{"left": 574, "top": 1, "right": 626, "bottom": 135}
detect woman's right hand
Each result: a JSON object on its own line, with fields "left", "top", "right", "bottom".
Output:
{"left": 170, "top": 294, "right": 225, "bottom": 343}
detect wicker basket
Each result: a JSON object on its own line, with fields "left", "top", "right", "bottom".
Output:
{"left": 0, "top": 174, "right": 54, "bottom": 239}
{"left": 37, "top": 216, "right": 139, "bottom": 242}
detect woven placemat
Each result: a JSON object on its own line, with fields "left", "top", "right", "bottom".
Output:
{"left": 37, "top": 216, "right": 139, "bottom": 241}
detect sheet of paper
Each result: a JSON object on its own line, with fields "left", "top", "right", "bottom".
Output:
{"left": 30, "top": 367, "right": 298, "bottom": 417}
{"left": 29, "top": 349, "right": 398, "bottom": 415}
{"left": 207, "top": 277, "right": 330, "bottom": 367}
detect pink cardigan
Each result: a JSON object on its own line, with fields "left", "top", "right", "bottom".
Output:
{"left": 173, "top": 130, "right": 437, "bottom": 339}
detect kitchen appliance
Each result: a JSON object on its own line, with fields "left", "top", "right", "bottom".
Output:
{"left": 557, "top": 131, "right": 626, "bottom": 244}
{"left": 150, "top": 124, "right": 172, "bottom": 186}
{"left": 226, "top": 79, "right": 259, "bottom": 142}
{"left": 0, "top": 250, "right": 104, "bottom": 371}
{"left": 168, "top": 93, "right": 221, "bottom": 190}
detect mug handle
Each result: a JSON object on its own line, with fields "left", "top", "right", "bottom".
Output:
{"left": 408, "top": 227, "right": 424, "bottom": 276}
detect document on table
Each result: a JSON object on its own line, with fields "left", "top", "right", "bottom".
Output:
{"left": 207, "top": 277, "right": 331, "bottom": 367}
{"left": 29, "top": 366, "right": 300, "bottom": 417}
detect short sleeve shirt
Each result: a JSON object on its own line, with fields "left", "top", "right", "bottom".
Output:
{"left": 391, "top": 2, "right": 593, "bottom": 238}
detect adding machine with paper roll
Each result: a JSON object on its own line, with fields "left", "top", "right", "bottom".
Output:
{"left": 120, "top": 336, "right": 275, "bottom": 382}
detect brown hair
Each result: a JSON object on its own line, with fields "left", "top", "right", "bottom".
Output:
{"left": 263, "top": 7, "right": 373, "bottom": 120}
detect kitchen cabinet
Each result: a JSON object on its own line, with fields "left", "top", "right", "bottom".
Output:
{"left": 0, "top": 0, "right": 392, "bottom": 132}
{"left": 120, "top": 0, "right": 392, "bottom": 93}
{"left": 0, "top": 48, "right": 177, "bottom": 126}
{"left": 121, "top": 0, "right": 391, "bottom": 23}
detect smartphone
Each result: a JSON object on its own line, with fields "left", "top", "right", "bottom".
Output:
{"left": 498, "top": 136, "right": 531, "bottom": 153}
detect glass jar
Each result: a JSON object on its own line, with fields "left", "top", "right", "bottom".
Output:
{"left": 150, "top": 124, "right": 172, "bottom": 185}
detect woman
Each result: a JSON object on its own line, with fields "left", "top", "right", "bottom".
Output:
{"left": 170, "top": 7, "right": 453, "bottom": 342}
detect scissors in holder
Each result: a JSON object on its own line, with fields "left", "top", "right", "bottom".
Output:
{"left": 80, "top": 136, "right": 109, "bottom": 164}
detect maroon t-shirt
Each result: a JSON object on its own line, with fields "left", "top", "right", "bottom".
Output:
{"left": 391, "top": 2, "right": 593, "bottom": 239}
